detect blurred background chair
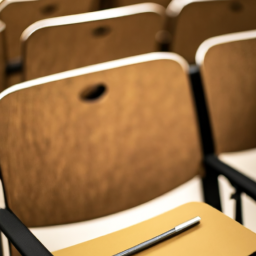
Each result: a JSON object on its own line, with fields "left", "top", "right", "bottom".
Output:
{"left": 0, "top": 0, "right": 100, "bottom": 87}
{"left": 166, "top": 0, "right": 256, "bottom": 63}
{"left": 0, "top": 20, "right": 5, "bottom": 92}
{"left": 112, "top": 0, "right": 171, "bottom": 8}
{"left": 0, "top": 0, "right": 99, "bottom": 64}
{"left": 0, "top": 52, "right": 204, "bottom": 256}
{"left": 195, "top": 30, "right": 256, "bottom": 231}
{"left": 21, "top": 3, "right": 165, "bottom": 81}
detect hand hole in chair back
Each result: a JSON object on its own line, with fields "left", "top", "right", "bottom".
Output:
{"left": 92, "top": 26, "right": 111, "bottom": 37}
{"left": 230, "top": 1, "right": 243, "bottom": 12}
{"left": 80, "top": 84, "right": 107, "bottom": 101}
{"left": 40, "top": 4, "right": 58, "bottom": 15}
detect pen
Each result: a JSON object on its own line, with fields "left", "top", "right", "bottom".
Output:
{"left": 113, "top": 216, "right": 201, "bottom": 256}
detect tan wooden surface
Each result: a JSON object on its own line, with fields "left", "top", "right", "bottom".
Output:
{"left": 115, "top": 0, "right": 171, "bottom": 8}
{"left": 0, "top": 20, "right": 5, "bottom": 91}
{"left": 6, "top": 72, "right": 22, "bottom": 88}
{"left": 53, "top": 202, "right": 256, "bottom": 255}
{"left": 0, "top": 0, "right": 99, "bottom": 62}
{"left": 0, "top": 55, "right": 201, "bottom": 228}
{"left": 200, "top": 36, "right": 256, "bottom": 154}
{"left": 22, "top": 4, "right": 165, "bottom": 80}
{"left": 170, "top": 0, "right": 256, "bottom": 63}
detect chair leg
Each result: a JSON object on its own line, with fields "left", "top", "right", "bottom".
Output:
{"left": 202, "top": 169, "right": 222, "bottom": 212}
{"left": 231, "top": 189, "right": 243, "bottom": 224}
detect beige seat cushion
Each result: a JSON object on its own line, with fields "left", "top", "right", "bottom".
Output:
{"left": 220, "top": 148, "right": 256, "bottom": 182}
{"left": 31, "top": 176, "right": 202, "bottom": 253}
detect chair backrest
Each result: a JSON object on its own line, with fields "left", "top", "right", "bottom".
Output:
{"left": 0, "top": 20, "right": 5, "bottom": 92}
{"left": 0, "top": 52, "right": 202, "bottom": 228}
{"left": 21, "top": 3, "right": 165, "bottom": 81}
{"left": 0, "top": 0, "right": 99, "bottom": 63}
{"left": 113, "top": 0, "right": 171, "bottom": 8}
{"left": 196, "top": 30, "right": 256, "bottom": 154}
{"left": 167, "top": 0, "right": 256, "bottom": 63}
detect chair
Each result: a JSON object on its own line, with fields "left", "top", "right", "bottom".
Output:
{"left": 166, "top": 0, "right": 256, "bottom": 63}
{"left": 0, "top": 20, "right": 5, "bottom": 92}
{"left": 0, "top": 0, "right": 99, "bottom": 64}
{"left": 21, "top": 3, "right": 165, "bottom": 81}
{"left": 1, "top": 51, "right": 256, "bottom": 255}
{"left": 0, "top": 52, "right": 205, "bottom": 256}
{"left": 195, "top": 30, "right": 256, "bottom": 228}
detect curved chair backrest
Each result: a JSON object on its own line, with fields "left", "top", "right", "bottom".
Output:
{"left": 196, "top": 30, "right": 256, "bottom": 154}
{"left": 113, "top": 0, "right": 171, "bottom": 8}
{"left": 167, "top": 0, "right": 256, "bottom": 63}
{"left": 0, "top": 0, "right": 99, "bottom": 62}
{"left": 0, "top": 52, "right": 201, "bottom": 228}
{"left": 21, "top": 3, "right": 165, "bottom": 81}
{"left": 0, "top": 20, "right": 5, "bottom": 92}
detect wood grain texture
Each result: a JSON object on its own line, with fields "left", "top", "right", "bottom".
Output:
{"left": 22, "top": 8, "right": 165, "bottom": 80}
{"left": 171, "top": 0, "right": 256, "bottom": 63}
{"left": 0, "top": 57, "right": 202, "bottom": 229}
{"left": 6, "top": 71, "right": 22, "bottom": 88}
{"left": 200, "top": 37, "right": 256, "bottom": 154}
{"left": 0, "top": 20, "right": 5, "bottom": 92}
{"left": 114, "top": 0, "right": 171, "bottom": 8}
{"left": 0, "top": 0, "right": 99, "bottom": 62}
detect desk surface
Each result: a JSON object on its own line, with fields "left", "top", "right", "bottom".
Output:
{"left": 53, "top": 202, "right": 256, "bottom": 255}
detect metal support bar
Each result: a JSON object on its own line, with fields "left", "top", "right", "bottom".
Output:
{"left": 202, "top": 168, "right": 222, "bottom": 212}
{"left": 0, "top": 208, "right": 53, "bottom": 256}
{"left": 231, "top": 189, "right": 243, "bottom": 224}
{"left": 204, "top": 155, "right": 256, "bottom": 202}
{"left": 189, "top": 66, "right": 215, "bottom": 155}
{"left": 204, "top": 154, "right": 256, "bottom": 226}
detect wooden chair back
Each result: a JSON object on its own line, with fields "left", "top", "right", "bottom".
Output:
{"left": 0, "top": 0, "right": 99, "bottom": 63}
{"left": 196, "top": 30, "right": 256, "bottom": 154}
{"left": 0, "top": 20, "right": 5, "bottom": 92}
{"left": 0, "top": 52, "right": 202, "bottom": 228}
{"left": 113, "top": 0, "right": 171, "bottom": 8}
{"left": 21, "top": 3, "right": 165, "bottom": 81}
{"left": 168, "top": 0, "right": 256, "bottom": 63}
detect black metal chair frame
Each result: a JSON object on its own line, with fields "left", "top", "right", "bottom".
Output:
{"left": 0, "top": 66, "right": 255, "bottom": 256}
{"left": 189, "top": 66, "right": 256, "bottom": 224}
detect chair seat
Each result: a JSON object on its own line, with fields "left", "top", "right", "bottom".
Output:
{"left": 218, "top": 148, "right": 256, "bottom": 233}
{"left": 30, "top": 176, "right": 203, "bottom": 252}
{"left": 220, "top": 148, "right": 256, "bottom": 182}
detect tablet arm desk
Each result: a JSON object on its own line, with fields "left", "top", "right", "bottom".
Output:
{"left": 1, "top": 164, "right": 256, "bottom": 256}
